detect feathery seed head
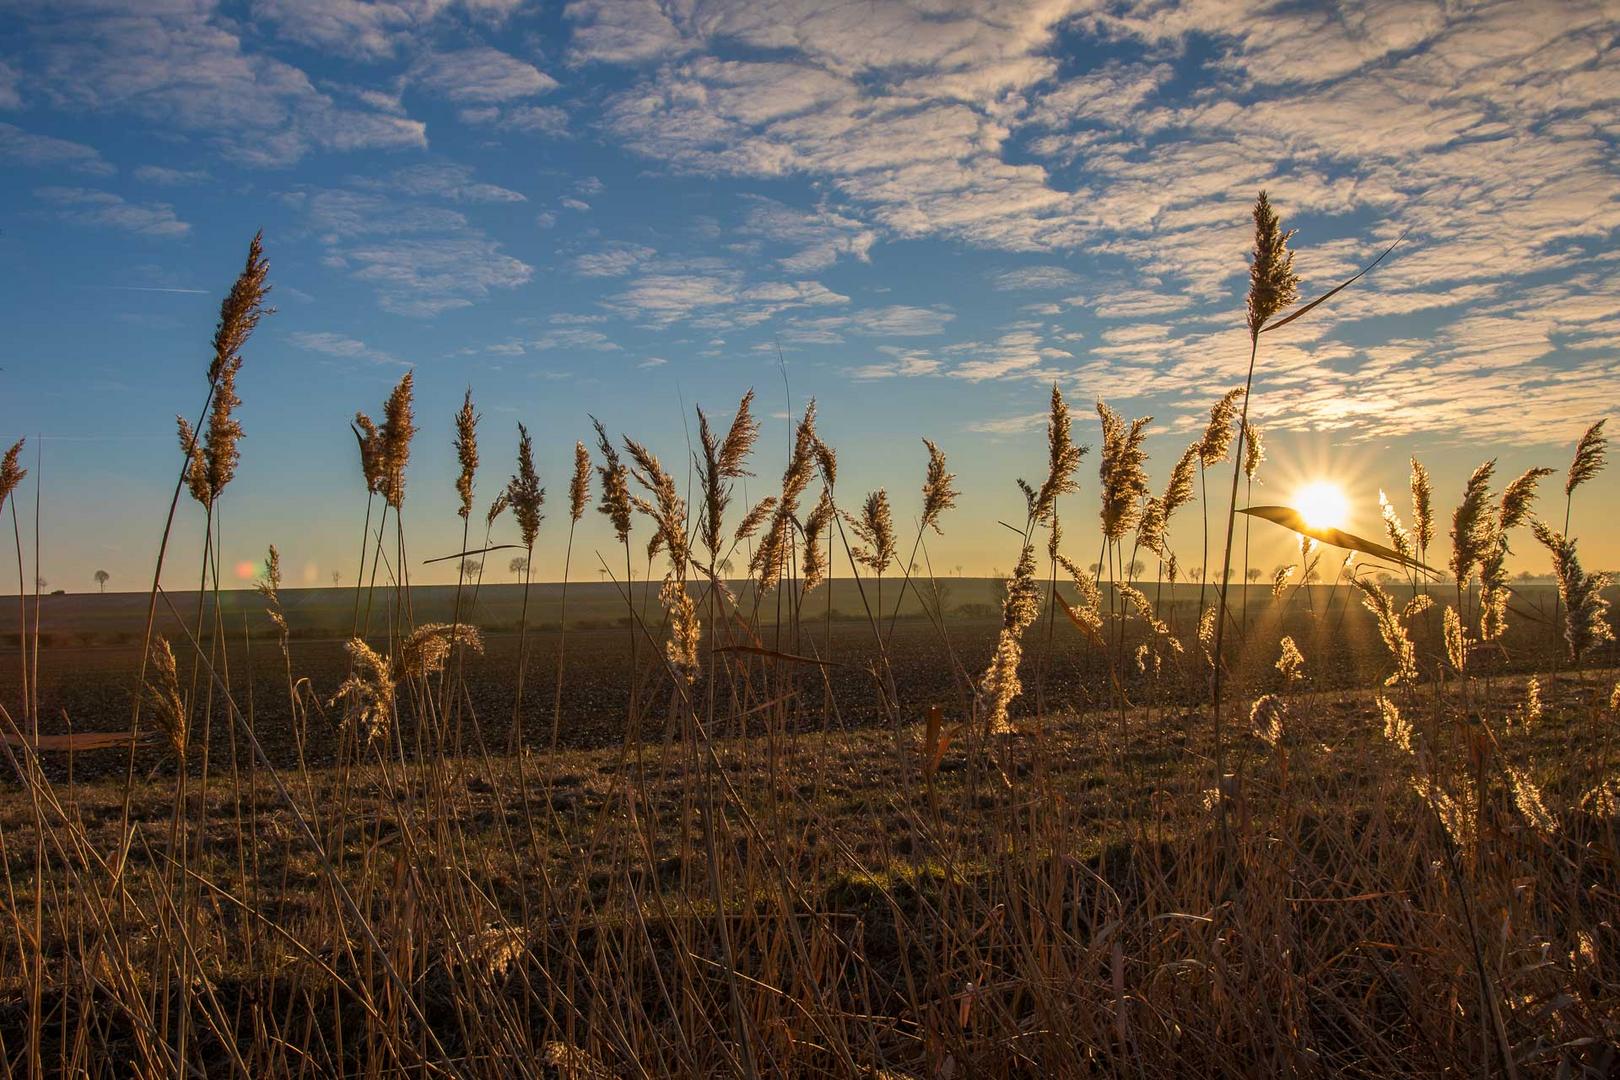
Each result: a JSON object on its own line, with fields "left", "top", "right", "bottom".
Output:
{"left": 1498, "top": 467, "right": 1553, "bottom": 533}
{"left": 177, "top": 416, "right": 211, "bottom": 506}
{"left": 454, "top": 389, "right": 479, "bottom": 520}
{"left": 1531, "top": 520, "right": 1614, "bottom": 661}
{"left": 145, "top": 636, "right": 188, "bottom": 759}
{"left": 800, "top": 489, "right": 835, "bottom": 592}
{"left": 1246, "top": 191, "right": 1300, "bottom": 336}
{"left": 331, "top": 638, "right": 395, "bottom": 744}
{"left": 1243, "top": 424, "right": 1265, "bottom": 481}
{"left": 1164, "top": 443, "right": 1199, "bottom": 517}
{"left": 380, "top": 371, "right": 415, "bottom": 509}
{"left": 850, "top": 489, "right": 897, "bottom": 576}
{"left": 353, "top": 413, "right": 384, "bottom": 495}
{"left": 0, "top": 438, "right": 25, "bottom": 512}
{"left": 485, "top": 490, "right": 509, "bottom": 528}
{"left": 402, "top": 623, "right": 484, "bottom": 679}
{"left": 1198, "top": 388, "right": 1245, "bottom": 467}
{"left": 569, "top": 441, "right": 590, "bottom": 523}
{"left": 590, "top": 417, "right": 633, "bottom": 544}
{"left": 209, "top": 231, "right": 271, "bottom": 384}
{"left": 507, "top": 423, "right": 545, "bottom": 550}
{"left": 1410, "top": 458, "right": 1434, "bottom": 553}
{"left": 1566, "top": 418, "right": 1607, "bottom": 496}
{"left": 1379, "top": 489, "right": 1414, "bottom": 562}
{"left": 920, "top": 438, "right": 958, "bottom": 534}
{"left": 1448, "top": 459, "right": 1496, "bottom": 588}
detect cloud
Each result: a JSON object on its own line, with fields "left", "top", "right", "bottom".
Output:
{"left": 133, "top": 164, "right": 210, "bottom": 185}
{"left": 359, "top": 162, "right": 526, "bottom": 203}
{"left": 991, "top": 265, "right": 1083, "bottom": 291}
{"left": 291, "top": 330, "right": 400, "bottom": 365}
{"left": 573, "top": 243, "right": 655, "bottom": 277}
{"left": 530, "top": 328, "right": 621, "bottom": 351}
{"left": 413, "top": 46, "right": 557, "bottom": 103}
{"left": 458, "top": 103, "right": 570, "bottom": 137}
{"left": 0, "top": 123, "right": 113, "bottom": 174}
{"left": 35, "top": 186, "right": 188, "bottom": 236}
{"left": 330, "top": 235, "right": 534, "bottom": 316}
{"left": 15, "top": 3, "right": 425, "bottom": 165}
{"left": 0, "top": 60, "right": 19, "bottom": 108}
{"left": 741, "top": 196, "right": 876, "bottom": 272}
{"left": 255, "top": 0, "right": 526, "bottom": 60}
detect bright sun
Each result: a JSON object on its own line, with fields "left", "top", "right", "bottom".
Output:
{"left": 1295, "top": 481, "right": 1349, "bottom": 530}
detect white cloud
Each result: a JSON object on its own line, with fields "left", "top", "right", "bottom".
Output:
{"left": 530, "top": 328, "right": 620, "bottom": 351}
{"left": 35, "top": 186, "right": 188, "bottom": 236}
{"left": 331, "top": 235, "right": 534, "bottom": 316}
{"left": 360, "top": 162, "right": 526, "bottom": 203}
{"left": 991, "top": 265, "right": 1083, "bottom": 291}
{"left": 413, "top": 46, "right": 557, "bottom": 103}
{"left": 255, "top": 0, "right": 525, "bottom": 60}
{"left": 291, "top": 330, "right": 400, "bottom": 365}
{"left": 0, "top": 123, "right": 113, "bottom": 174}
{"left": 133, "top": 164, "right": 210, "bottom": 185}
{"left": 0, "top": 60, "right": 19, "bottom": 109}
{"left": 458, "top": 103, "right": 570, "bottom": 136}
{"left": 573, "top": 243, "right": 655, "bottom": 277}
{"left": 15, "top": 3, "right": 425, "bottom": 165}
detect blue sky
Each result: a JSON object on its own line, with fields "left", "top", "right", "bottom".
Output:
{"left": 1, "top": 0, "right": 1617, "bottom": 591}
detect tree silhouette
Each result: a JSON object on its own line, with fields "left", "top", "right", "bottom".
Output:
{"left": 509, "top": 556, "right": 528, "bottom": 580}
{"left": 458, "top": 558, "right": 483, "bottom": 582}
{"left": 330, "top": 569, "right": 341, "bottom": 587}
{"left": 1127, "top": 559, "right": 1145, "bottom": 579}
{"left": 94, "top": 569, "right": 110, "bottom": 593}
{"left": 1246, "top": 567, "right": 1262, "bottom": 584}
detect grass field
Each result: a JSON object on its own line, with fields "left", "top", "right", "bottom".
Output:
{"left": 0, "top": 199, "right": 1616, "bottom": 1077}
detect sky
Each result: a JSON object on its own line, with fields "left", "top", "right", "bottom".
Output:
{"left": 0, "top": 0, "right": 1617, "bottom": 594}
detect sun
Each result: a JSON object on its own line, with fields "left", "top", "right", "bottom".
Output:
{"left": 1295, "top": 481, "right": 1349, "bottom": 530}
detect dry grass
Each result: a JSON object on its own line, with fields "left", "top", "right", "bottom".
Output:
{"left": 0, "top": 196, "right": 1616, "bottom": 1078}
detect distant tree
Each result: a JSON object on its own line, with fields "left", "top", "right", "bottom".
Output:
{"left": 331, "top": 570, "right": 341, "bottom": 587}
{"left": 509, "top": 556, "right": 529, "bottom": 580}
{"left": 94, "top": 569, "right": 109, "bottom": 593}
{"left": 954, "top": 564, "right": 963, "bottom": 577}
{"left": 1089, "top": 562, "right": 1101, "bottom": 575}
{"left": 458, "top": 558, "right": 483, "bottom": 582}
{"left": 598, "top": 568, "right": 607, "bottom": 583}
{"left": 1246, "top": 567, "right": 1262, "bottom": 584}
{"left": 718, "top": 557, "right": 735, "bottom": 577}
{"left": 1187, "top": 567, "right": 1203, "bottom": 583}
{"left": 35, "top": 576, "right": 46, "bottom": 591}
{"left": 1127, "top": 560, "right": 1145, "bottom": 579}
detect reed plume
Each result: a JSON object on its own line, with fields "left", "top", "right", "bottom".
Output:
{"left": 625, "top": 437, "right": 700, "bottom": 681}
{"left": 1165, "top": 444, "right": 1199, "bottom": 517}
{"left": 800, "top": 490, "right": 835, "bottom": 593}
{"left": 590, "top": 417, "right": 633, "bottom": 544}
{"left": 1378, "top": 490, "right": 1415, "bottom": 563}
{"left": 402, "top": 623, "right": 484, "bottom": 679}
{"left": 570, "top": 442, "right": 590, "bottom": 523}
{"left": 1250, "top": 695, "right": 1285, "bottom": 749}
{"left": 1276, "top": 636, "right": 1304, "bottom": 683}
{"left": 1410, "top": 458, "right": 1434, "bottom": 556}
{"left": 1448, "top": 460, "right": 1496, "bottom": 589}
{"left": 144, "top": 636, "right": 187, "bottom": 759}
{"left": 697, "top": 390, "right": 758, "bottom": 556}
{"left": 0, "top": 439, "right": 24, "bottom": 512}
{"left": 1531, "top": 521, "right": 1614, "bottom": 661}
{"left": 1246, "top": 191, "right": 1300, "bottom": 336}
{"left": 208, "top": 231, "right": 271, "bottom": 384}
{"left": 200, "top": 352, "right": 244, "bottom": 503}
{"left": 1378, "top": 695, "right": 1413, "bottom": 753}
{"left": 352, "top": 413, "right": 384, "bottom": 495}
{"left": 1243, "top": 425, "right": 1265, "bottom": 481}
{"left": 258, "top": 545, "right": 287, "bottom": 640}
{"left": 331, "top": 638, "right": 395, "bottom": 744}
{"left": 177, "top": 417, "right": 210, "bottom": 506}
{"left": 379, "top": 372, "right": 415, "bottom": 510}
{"left": 1479, "top": 466, "right": 1552, "bottom": 639}
{"left": 454, "top": 389, "right": 479, "bottom": 520}
{"left": 1029, "top": 385, "right": 1085, "bottom": 526}
{"left": 1198, "top": 388, "right": 1245, "bottom": 466}
{"left": 979, "top": 543, "right": 1040, "bottom": 735}
{"left": 1096, "top": 402, "right": 1151, "bottom": 542}
{"left": 508, "top": 424, "right": 545, "bottom": 551}
{"left": 1565, "top": 419, "right": 1607, "bottom": 497}
{"left": 849, "top": 490, "right": 896, "bottom": 577}
{"left": 750, "top": 403, "right": 818, "bottom": 592}
{"left": 1355, "top": 578, "right": 1425, "bottom": 686}
{"left": 486, "top": 490, "right": 509, "bottom": 529}
{"left": 920, "top": 439, "right": 958, "bottom": 534}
